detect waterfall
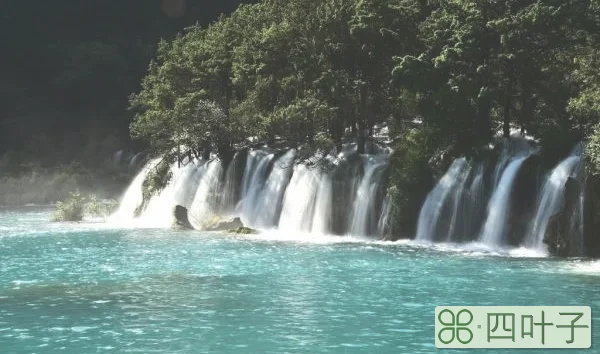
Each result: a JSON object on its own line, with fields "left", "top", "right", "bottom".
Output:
{"left": 460, "top": 164, "right": 485, "bottom": 241}
{"left": 112, "top": 145, "right": 391, "bottom": 237}
{"left": 219, "top": 152, "right": 243, "bottom": 215}
{"left": 110, "top": 158, "right": 160, "bottom": 223}
{"left": 188, "top": 161, "right": 224, "bottom": 229}
{"left": 348, "top": 155, "right": 388, "bottom": 236}
{"left": 525, "top": 152, "right": 582, "bottom": 250}
{"left": 444, "top": 170, "right": 471, "bottom": 242}
{"left": 250, "top": 150, "right": 296, "bottom": 228}
{"left": 112, "top": 139, "right": 594, "bottom": 255}
{"left": 311, "top": 173, "right": 333, "bottom": 234}
{"left": 239, "top": 151, "right": 275, "bottom": 226}
{"left": 409, "top": 139, "right": 593, "bottom": 253}
{"left": 136, "top": 161, "right": 199, "bottom": 228}
{"left": 415, "top": 158, "right": 470, "bottom": 241}
{"left": 377, "top": 194, "right": 392, "bottom": 237}
{"left": 278, "top": 165, "right": 320, "bottom": 232}
{"left": 478, "top": 153, "right": 532, "bottom": 246}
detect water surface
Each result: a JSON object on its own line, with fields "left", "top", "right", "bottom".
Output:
{"left": 1, "top": 207, "right": 598, "bottom": 353}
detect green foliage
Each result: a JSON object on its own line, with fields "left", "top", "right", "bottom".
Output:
{"left": 86, "top": 195, "right": 119, "bottom": 218}
{"left": 386, "top": 128, "right": 435, "bottom": 236}
{"left": 130, "top": 0, "right": 427, "bottom": 160}
{"left": 586, "top": 123, "right": 600, "bottom": 176}
{"left": 52, "top": 191, "right": 86, "bottom": 222}
{"left": 52, "top": 192, "right": 119, "bottom": 222}
{"left": 393, "top": 0, "right": 597, "bottom": 148}
{"left": 142, "top": 159, "right": 174, "bottom": 202}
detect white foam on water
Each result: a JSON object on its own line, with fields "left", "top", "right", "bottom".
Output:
{"left": 236, "top": 229, "right": 374, "bottom": 245}
{"left": 559, "top": 260, "right": 600, "bottom": 275}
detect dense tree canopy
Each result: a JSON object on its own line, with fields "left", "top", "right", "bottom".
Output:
{"left": 131, "top": 0, "right": 430, "bottom": 162}
{"left": 129, "top": 0, "right": 600, "bottom": 231}
{"left": 131, "top": 0, "right": 600, "bottom": 161}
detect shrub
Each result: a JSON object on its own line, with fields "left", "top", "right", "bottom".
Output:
{"left": 85, "top": 194, "right": 118, "bottom": 218}
{"left": 586, "top": 123, "right": 600, "bottom": 176}
{"left": 52, "top": 191, "right": 86, "bottom": 222}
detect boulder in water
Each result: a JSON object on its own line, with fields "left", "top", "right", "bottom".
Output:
{"left": 205, "top": 216, "right": 244, "bottom": 231}
{"left": 229, "top": 227, "right": 258, "bottom": 235}
{"left": 174, "top": 205, "right": 193, "bottom": 230}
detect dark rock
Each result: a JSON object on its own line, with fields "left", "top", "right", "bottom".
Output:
{"left": 508, "top": 154, "right": 541, "bottom": 246}
{"left": 583, "top": 175, "right": 600, "bottom": 257}
{"left": 544, "top": 177, "right": 583, "bottom": 257}
{"left": 544, "top": 213, "right": 567, "bottom": 256}
{"left": 229, "top": 227, "right": 258, "bottom": 234}
{"left": 564, "top": 177, "right": 584, "bottom": 256}
{"left": 174, "top": 205, "right": 193, "bottom": 230}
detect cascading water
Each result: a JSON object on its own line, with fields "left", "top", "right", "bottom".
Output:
{"left": 188, "top": 161, "right": 224, "bottom": 229}
{"left": 137, "top": 161, "right": 200, "bottom": 228}
{"left": 444, "top": 170, "right": 471, "bottom": 242}
{"left": 461, "top": 164, "right": 486, "bottom": 241}
{"left": 348, "top": 155, "right": 389, "bottom": 236}
{"left": 112, "top": 138, "right": 595, "bottom": 256}
{"left": 377, "top": 195, "right": 392, "bottom": 237}
{"left": 312, "top": 174, "right": 333, "bottom": 234}
{"left": 111, "top": 145, "right": 391, "bottom": 238}
{"left": 251, "top": 150, "right": 296, "bottom": 228}
{"left": 218, "top": 152, "right": 243, "bottom": 215}
{"left": 239, "top": 151, "right": 275, "bottom": 226}
{"left": 278, "top": 164, "right": 320, "bottom": 232}
{"left": 110, "top": 158, "right": 160, "bottom": 223}
{"left": 525, "top": 150, "right": 583, "bottom": 250}
{"left": 415, "top": 158, "right": 470, "bottom": 242}
{"left": 411, "top": 139, "right": 593, "bottom": 255}
{"left": 478, "top": 153, "right": 532, "bottom": 246}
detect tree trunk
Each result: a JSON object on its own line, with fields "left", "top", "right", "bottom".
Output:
{"left": 503, "top": 92, "right": 511, "bottom": 138}
{"left": 357, "top": 123, "right": 365, "bottom": 154}
{"left": 357, "top": 85, "right": 367, "bottom": 154}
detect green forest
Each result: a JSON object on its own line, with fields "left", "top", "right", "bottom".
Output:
{"left": 130, "top": 0, "right": 600, "bottom": 232}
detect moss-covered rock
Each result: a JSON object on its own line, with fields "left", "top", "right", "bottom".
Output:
{"left": 206, "top": 217, "right": 244, "bottom": 231}
{"left": 228, "top": 227, "right": 258, "bottom": 234}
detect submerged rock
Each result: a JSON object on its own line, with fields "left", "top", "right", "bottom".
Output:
{"left": 174, "top": 205, "right": 193, "bottom": 229}
{"left": 229, "top": 227, "right": 258, "bottom": 235}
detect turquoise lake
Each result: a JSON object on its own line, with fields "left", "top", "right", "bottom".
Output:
{"left": 0, "top": 207, "right": 598, "bottom": 353}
